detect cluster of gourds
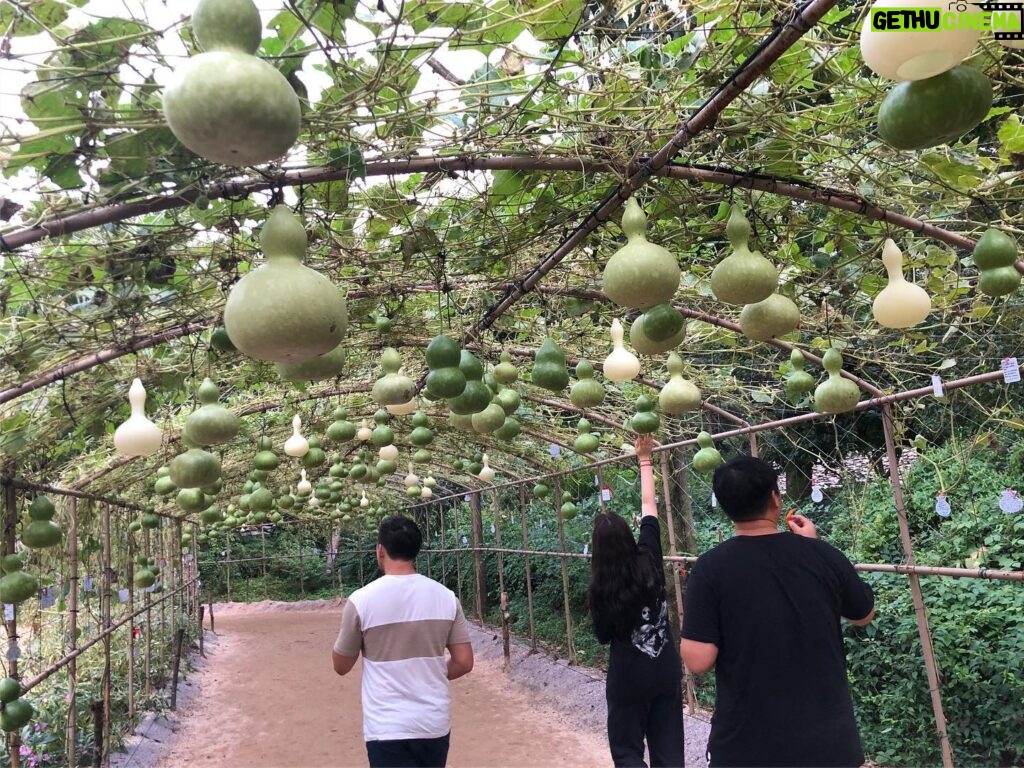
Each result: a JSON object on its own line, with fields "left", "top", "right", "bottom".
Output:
{"left": 860, "top": 0, "right": 1005, "bottom": 151}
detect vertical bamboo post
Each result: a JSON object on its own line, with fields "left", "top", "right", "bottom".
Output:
{"left": 660, "top": 450, "right": 695, "bottom": 712}
{"left": 424, "top": 511, "right": 432, "bottom": 579}
{"left": 469, "top": 492, "right": 486, "bottom": 619}
{"left": 748, "top": 432, "right": 759, "bottom": 457}
{"left": 491, "top": 491, "right": 509, "bottom": 667}
{"left": 261, "top": 527, "right": 268, "bottom": 600}
{"left": 3, "top": 481, "right": 22, "bottom": 768}
{"left": 127, "top": 529, "right": 135, "bottom": 724}
{"left": 100, "top": 504, "right": 112, "bottom": 768}
{"left": 518, "top": 484, "right": 536, "bottom": 650}
{"left": 551, "top": 477, "right": 576, "bottom": 664}
{"left": 454, "top": 503, "right": 464, "bottom": 604}
{"left": 596, "top": 466, "right": 607, "bottom": 512}
{"left": 67, "top": 496, "right": 79, "bottom": 768}
{"left": 144, "top": 529, "right": 152, "bottom": 697}
{"left": 881, "top": 403, "right": 953, "bottom": 768}
{"left": 225, "top": 532, "right": 231, "bottom": 602}
{"left": 170, "top": 628, "right": 185, "bottom": 710}
{"left": 157, "top": 523, "right": 166, "bottom": 683}
{"left": 298, "top": 521, "right": 305, "bottom": 598}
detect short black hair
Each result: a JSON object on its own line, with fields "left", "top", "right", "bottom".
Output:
{"left": 378, "top": 516, "right": 422, "bottom": 561}
{"left": 712, "top": 456, "right": 780, "bottom": 522}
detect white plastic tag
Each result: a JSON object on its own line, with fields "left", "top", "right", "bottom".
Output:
{"left": 931, "top": 375, "right": 945, "bottom": 398}
{"left": 549, "top": 444, "right": 561, "bottom": 456}
{"left": 811, "top": 486, "right": 824, "bottom": 503}
{"left": 710, "top": 492, "right": 717, "bottom": 507}
{"left": 935, "top": 495, "right": 951, "bottom": 518}
{"left": 3, "top": 605, "right": 13, "bottom": 621}
{"left": 601, "top": 488, "right": 611, "bottom": 502}
{"left": 999, "top": 488, "right": 1022, "bottom": 515}
{"left": 1002, "top": 357, "right": 1020, "bottom": 384}
{"left": 118, "top": 589, "right": 130, "bottom": 603}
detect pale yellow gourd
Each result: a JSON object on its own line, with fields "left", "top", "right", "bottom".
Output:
{"left": 860, "top": 0, "right": 979, "bottom": 80}
{"left": 478, "top": 454, "right": 496, "bottom": 483}
{"left": 602, "top": 197, "right": 681, "bottom": 309}
{"left": 113, "top": 378, "right": 163, "bottom": 457}
{"left": 284, "top": 414, "right": 309, "bottom": 457}
{"left": 659, "top": 353, "right": 702, "bottom": 414}
{"left": 872, "top": 239, "right": 931, "bottom": 328}
{"left": 603, "top": 319, "right": 641, "bottom": 382}
{"left": 710, "top": 206, "right": 778, "bottom": 305}
{"left": 814, "top": 348, "right": 861, "bottom": 414}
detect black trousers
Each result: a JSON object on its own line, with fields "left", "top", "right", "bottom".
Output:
{"left": 607, "top": 684, "right": 685, "bottom": 768}
{"left": 365, "top": 732, "right": 451, "bottom": 768}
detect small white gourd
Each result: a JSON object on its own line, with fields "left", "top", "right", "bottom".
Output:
{"left": 386, "top": 397, "right": 418, "bottom": 416}
{"left": 379, "top": 444, "right": 399, "bottom": 462}
{"left": 478, "top": 453, "right": 496, "bottom": 483}
{"left": 296, "top": 470, "right": 312, "bottom": 496}
{"left": 114, "top": 378, "right": 163, "bottom": 457}
{"left": 872, "top": 239, "right": 931, "bottom": 328}
{"left": 603, "top": 319, "right": 641, "bottom": 382}
{"left": 404, "top": 463, "right": 420, "bottom": 488}
{"left": 424, "top": 476, "right": 436, "bottom": 488}
{"left": 284, "top": 414, "right": 309, "bottom": 457}
{"left": 356, "top": 419, "right": 372, "bottom": 442}
{"left": 420, "top": 486, "right": 433, "bottom": 499}
{"left": 360, "top": 489, "right": 369, "bottom": 508}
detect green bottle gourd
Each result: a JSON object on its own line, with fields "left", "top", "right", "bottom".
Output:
{"left": 325, "top": 407, "right": 356, "bottom": 442}
{"left": 639, "top": 302, "right": 685, "bottom": 342}
{"left": 494, "top": 416, "right": 521, "bottom": 441}
{"left": 169, "top": 448, "right": 222, "bottom": 489}
{"left": 531, "top": 339, "right": 570, "bottom": 393}
{"left": 570, "top": 360, "right": 606, "bottom": 408}
{"left": 448, "top": 351, "right": 492, "bottom": 415}
{"left": 493, "top": 351, "right": 519, "bottom": 385}
{"left": 659, "top": 353, "right": 701, "bottom": 414}
{"left": 814, "top": 348, "right": 861, "bottom": 414}
{"left": 161, "top": 0, "right": 301, "bottom": 166}
{"left": 573, "top": 418, "right": 600, "bottom": 454}
{"left": 0, "top": 555, "right": 38, "bottom": 605}
{"left": 275, "top": 343, "right": 345, "bottom": 382}
{"left": 631, "top": 395, "right": 661, "bottom": 434}
{"left": 740, "top": 293, "right": 800, "bottom": 341}
{"left": 472, "top": 401, "right": 507, "bottom": 434}
{"left": 370, "top": 410, "right": 395, "bottom": 448}
{"left": 425, "top": 335, "right": 467, "bottom": 399}
{"left": 183, "top": 378, "right": 240, "bottom": 446}
{"left": 21, "top": 496, "right": 62, "bottom": 550}
{"left": 223, "top": 206, "right": 348, "bottom": 363}
{"left": 0, "top": 698, "right": 34, "bottom": 732}
{"left": 372, "top": 347, "right": 416, "bottom": 406}
{"left": 710, "top": 206, "right": 778, "bottom": 305}
{"left": 602, "top": 197, "right": 681, "bottom": 309}
{"left": 302, "top": 436, "right": 327, "bottom": 468}
{"left": 971, "top": 228, "right": 1021, "bottom": 297}
{"left": 692, "top": 431, "right": 724, "bottom": 474}
{"left": 495, "top": 386, "right": 521, "bottom": 415}
{"left": 630, "top": 314, "right": 687, "bottom": 355}
{"left": 559, "top": 491, "right": 579, "bottom": 520}
{"left": 785, "top": 349, "right": 816, "bottom": 403}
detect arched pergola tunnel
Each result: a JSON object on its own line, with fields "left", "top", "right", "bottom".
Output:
{"left": 2, "top": 0, "right": 1023, "bottom": 765}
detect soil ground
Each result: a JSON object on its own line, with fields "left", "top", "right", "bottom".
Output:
{"left": 111, "top": 599, "right": 711, "bottom": 767}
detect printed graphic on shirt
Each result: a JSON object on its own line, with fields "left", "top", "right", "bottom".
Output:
{"left": 631, "top": 598, "right": 669, "bottom": 659}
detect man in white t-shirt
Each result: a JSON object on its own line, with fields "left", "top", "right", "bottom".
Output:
{"left": 332, "top": 515, "right": 474, "bottom": 767}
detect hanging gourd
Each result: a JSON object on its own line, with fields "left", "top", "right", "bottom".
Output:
{"left": 420, "top": 486, "right": 433, "bottom": 499}
{"left": 177, "top": 487, "right": 207, "bottom": 514}
{"left": 0, "top": 554, "right": 37, "bottom": 605}
{"left": 872, "top": 239, "right": 932, "bottom": 328}
{"left": 466, "top": 452, "right": 485, "bottom": 476}
{"left": 970, "top": 228, "right": 1021, "bottom": 297}
{"left": 493, "top": 351, "right": 519, "bottom": 385}
{"left": 326, "top": 407, "right": 357, "bottom": 443}
{"left": 859, "top": 0, "right": 979, "bottom": 81}
{"left": 356, "top": 419, "right": 373, "bottom": 442}
{"left": 472, "top": 400, "right": 507, "bottom": 434}
{"left": 478, "top": 454, "right": 496, "bottom": 483}
{"left": 814, "top": 348, "right": 861, "bottom": 414}
{"left": 406, "top": 483, "right": 423, "bottom": 499}
{"left": 630, "top": 395, "right": 660, "bottom": 434}
{"left": 494, "top": 416, "right": 521, "bottom": 441}
{"left": 449, "top": 413, "right": 475, "bottom": 432}
{"left": 495, "top": 385, "right": 521, "bottom": 415}
{"left": 296, "top": 469, "right": 312, "bottom": 496}
{"left": 448, "top": 351, "right": 492, "bottom": 415}
{"left": 153, "top": 467, "right": 177, "bottom": 497}
{"left": 785, "top": 349, "right": 817, "bottom": 403}
{"left": 877, "top": 65, "right": 992, "bottom": 150}
{"left": 659, "top": 353, "right": 701, "bottom": 414}
{"left": 692, "top": 431, "right": 723, "bottom": 474}
{"left": 710, "top": 206, "right": 778, "bottom": 305}
{"left": 559, "top": 491, "right": 578, "bottom": 520}
{"left": 223, "top": 206, "right": 348, "bottom": 363}
{"left": 425, "top": 335, "right": 467, "bottom": 399}
{"left": 404, "top": 464, "right": 420, "bottom": 488}
{"left": 275, "top": 344, "right": 345, "bottom": 383}
{"left": 379, "top": 444, "right": 399, "bottom": 463}
{"left": 161, "top": 0, "right": 301, "bottom": 166}
{"left": 169, "top": 448, "right": 221, "bottom": 489}
{"left": 21, "top": 496, "right": 62, "bottom": 550}
{"left": 413, "top": 449, "right": 432, "bottom": 464}
{"left": 740, "top": 292, "right": 800, "bottom": 341}
{"left": 570, "top": 360, "right": 606, "bottom": 408}
{"left": 183, "top": 378, "right": 240, "bottom": 446}
{"left": 253, "top": 435, "right": 278, "bottom": 471}
{"left": 630, "top": 314, "right": 687, "bottom": 356}
{"left": 638, "top": 303, "right": 685, "bottom": 342}
{"left": 134, "top": 556, "right": 157, "bottom": 589}
{"left": 533, "top": 482, "right": 550, "bottom": 499}
{"left": 603, "top": 319, "right": 641, "bottom": 382}
{"left": 0, "top": 694, "right": 35, "bottom": 733}
{"left": 602, "top": 197, "right": 681, "bottom": 309}
{"left": 573, "top": 419, "right": 600, "bottom": 454}
{"left": 376, "top": 455, "right": 398, "bottom": 476}
{"left": 372, "top": 348, "right": 416, "bottom": 406}
{"left": 409, "top": 412, "right": 435, "bottom": 447}
{"left": 284, "top": 414, "right": 309, "bottom": 458}
{"left": 302, "top": 437, "right": 327, "bottom": 468}
{"left": 386, "top": 398, "right": 418, "bottom": 416}
{"left": 531, "top": 338, "right": 570, "bottom": 393}
{"left": 360, "top": 489, "right": 370, "bottom": 508}
{"left": 370, "top": 410, "right": 395, "bottom": 448}
{"left": 113, "top": 378, "right": 163, "bottom": 457}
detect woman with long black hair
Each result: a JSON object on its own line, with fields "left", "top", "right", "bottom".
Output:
{"left": 588, "top": 435, "right": 685, "bottom": 768}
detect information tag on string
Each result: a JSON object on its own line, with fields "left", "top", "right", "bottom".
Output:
{"left": 490, "top": 523, "right": 496, "bottom": 534}
{"left": 118, "top": 589, "right": 130, "bottom": 603}
{"left": 931, "top": 374, "right": 945, "bottom": 398}
{"left": 1001, "top": 357, "right": 1020, "bottom": 384}
{"left": 710, "top": 492, "right": 717, "bottom": 508}
{"left": 811, "top": 486, "right": 824, "bottom": 503}
{"left": 549, "top": 443, "right": 561, "bottom": 457}
{"left": 999, "top": 488, "right": 1022, "bottom": 515}
{"left": 601, "top": 487, "right": 612, "bottom": 502}
{"left": 6, "top": 642, "right": 19, "bottom": 662}
{"left": 582, "top": 543, "right": 589, "bottom": 556}
{"left": 935, "top": 494, "right": 951, "bottom": 518}
{"left": 461, "top": 535, "right": 468, "bottom": 546}
{"left": 39, "top": 586, "right": 56, "bottom": 609}
{"left": 82, "top": 575, "right": 93, "bottom": 592}
{"left": 3, "top": 605, "right": 12, "bottom": 622}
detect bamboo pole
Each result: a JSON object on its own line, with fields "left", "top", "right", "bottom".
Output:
{"left": 127, "top": 530, "right": 135, "bottom": 724}
{"left": 881, "top": 403, "right": 953, "bottom": 768}
{"left": 66, "top": 496, "right": 79, "bottom": 768}
{"left": 491, "top": 491, "right": 508, "bottom": 666}
{"left": 3, "top": 481, "right": 22, "bottom": 768}
{"left": 100, "top": 503, "right": 112, "bottom": 768}
{"left": 518, "top": 484, "right": 536, "bottom": 650}
{"left": 144, "top": 528, "right": 152, "bottom": 698}
{"left": 552, "top": 477, "right": 577, "bottom": 664}
{"left": 469, "top": 492, "right": 486, "bottom": 619}
{"left": 298, "top": 521, "right": 304, "bottom": 598}
{"left": 660, "top": 451, "right": 695, "bottom": 713}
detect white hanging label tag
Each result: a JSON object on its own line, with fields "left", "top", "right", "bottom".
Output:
{"left": 118, "top": 589, "right": 130, "bottom": 603}
{"left": 1001, "top": 357, "right": 1020, "bottom": 384}
{"left": 931, "top": 375, "right": 945, "bottom": 398}
{"left": 582, "top": 543, "right": 589, "bottom": 555}
{"left": 999, "top": 488, "right": 1022, "bottom": 515}
{"left": 490, "top": 524, "right": 496, "bottom": 534}
{"left": 3, "top": 605, "right": 13, "bottom": 621}
{"left": 811, "top": 486, "right": 824, "bottom": 503}
{"left": 549, "top": 444, "right": 561, "bottom": 456}
{"left": 601, "top": 488, "right": 611, "bottom": 502}
{"left": 710, "top": 492, "right": 717, "bottom": 507}
{"left": 935, "top": 494, "right": 951, "bottom": 518}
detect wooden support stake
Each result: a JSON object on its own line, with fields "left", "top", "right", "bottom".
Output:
{"left": 66, "top": 495, "right": 79, "bottom": 768}
{"left": 100, "top": 504, "right": 112, "bottom": 768}
{"left": 518, "top": 485, "right": 536, "bottom": 651}
{"left": 660, "top": 451, "right": 696, "bottom": 714}
{"left": 3, "top": 481, "right": 22, "bottom": 768}
{"left": 170, "top": 628, "right": 186, "bottom": 710}
{"left": 552, "top": 477, "right": 576, "bottom": 664}
{"left": 198, "top": 605, "right": 205, "bottom": 657}
{"left": 500, "top": 591, "right": 511, "bottom": 673}
{"left": 469, "top": 492, "right": 486, "bottom": 619}
{"left": 91, "top": 699, "right": 103, "bottom": 768}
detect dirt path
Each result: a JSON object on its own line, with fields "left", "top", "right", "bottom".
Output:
{"left": 137, "top": 605, "right": 614, "bottom": 767}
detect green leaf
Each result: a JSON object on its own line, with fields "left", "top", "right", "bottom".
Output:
{"left": 0, "top": 0, "right": 72, "bottom": 37}
{"left": 997, "top": 114, "right": 1024, "bottom": 162}
{"left": 328, "top": 144, "right": 365, "bottom": 179}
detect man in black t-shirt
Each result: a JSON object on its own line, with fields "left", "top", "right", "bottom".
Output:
{"left": 680, "top": 456, "right": 875, "bottom": 768}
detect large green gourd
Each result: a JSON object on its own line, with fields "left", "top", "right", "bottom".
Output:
{"left": 22, "top": 495, "right": 62, "bottom": 550}
{"left": 472, "top": 402, "right": 507, "bottom": 434}
{"left": 492, "top": 351, "right": 519, "bottom": 385}
{"left": 425, "top": 335, "right": 467, "bottom": 399}
{"left": 814, "top": 348, "right": 860, "bottom": 414}
{"left": 570, "top": 360, "right": 606, "bottom": 408}
{"left": 0, "top": 556, "right": 37, "bottom": 605}
{"left": 710, "top": 206, "right": 778, "bottom": 305}
{"left": 531, "top": 339, "right": 570, "bottom": 393}
{"left": 739, "top": 293, "right": 800, "bottom": 341}
{"left": 184, "top": 378, "right": 240, "bottom": 446}
{"left": 602, "top": 197, "right": 681, "bottom": 309}
{"left": 785, "top": 349, "right": 816, "bottom": 403}
{"left": 630, "top": 314, "right": 687, "bottom": 355}
{"left": 0, "top": 698, "right": 34, "bottom": 732}
{"left": 630, "top": 395, "right": 660, "bottom": 434}
{"left": 494, "top": 417, "right": 521, "bottom": 441}
{"left": 224, "top": 206, "right": 347, "bottom": 363}
{"left": 971, "top": 228, "right": 1021, "bottom": 297}
{"left": 573, "top": 418, "right": 600, "bottom": 454}
{"left": 877, "top": 65, "right": 992, "bottom": 151}
{"left": 169, "top": 448, "right": 222, "bottom": 488}
{"left": 659, "top": 353, "right": 701, "bottom": 414}
{"left": 325, "top": 407, "right": 357, "bottom": 442}
{"left": 161, "top": 0, "right": 301, "bottom": 165}
{"left": 692, "top": 431, "right": 723, "bottom": 474}
{"left": 448, "top": 351, "right": 492, "bottom": 415}
{"left": 372, "top": 348, "right": 416, "bottom": 406}
{"left": 275, "top": 344, "right": 345, "bottom": 382}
